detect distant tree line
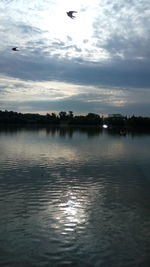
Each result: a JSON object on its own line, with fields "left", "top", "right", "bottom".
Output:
{"left": 104, "top": 115, "right": 150, "bottom": 129}
{"left": 0, "top": 110, "right": 150, "bottom": 129}
{"left": 0, "top": 110, "right": 102, "bottom": 126}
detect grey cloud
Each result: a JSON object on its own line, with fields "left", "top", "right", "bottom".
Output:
{"left": 67, "top": 36, "right": 72, "bottom": 42}
{"left": 62, "top": 45, "right": 82, "bottom": 52}
{"left": 93, "top": 0, "right": 150, "bottom": 60}
{"left": 51, "top": 41, "right": 66, "bottom": 47}
{"left": 18, "top": 24, "right": 42, "bottom": 35}
{"left": 0, "top": 52, "right": 149, "bottom": 89}
{"left": 1, "top": 96, "right": 150, "bottom": 116}
{"left": 51, "top": 41, "right": 82, "bottom": 52}
{"left": 102, "top": 34, "right": 150, "bottom": 60}
{"left": 83, "top": 40, "right": 89, "bottom": 44}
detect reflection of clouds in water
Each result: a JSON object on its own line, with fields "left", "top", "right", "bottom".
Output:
{"left": 0, "top": 133, "right": 78, "bottom": 168}
{"left": 1, "top": 128, "right": 149, "bottom": 175}
{"left": 0, "top": 129, "right": 132, "bottom": 172}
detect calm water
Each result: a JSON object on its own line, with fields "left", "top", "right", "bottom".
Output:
{"left": 0, "top": 127, "right": 150, "bottom": 267}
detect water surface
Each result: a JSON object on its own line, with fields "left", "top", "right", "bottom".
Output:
{"left": 0, "top": 127, "right": 150, "bottom": 266}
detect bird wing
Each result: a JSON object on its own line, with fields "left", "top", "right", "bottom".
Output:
{"left": 70, "top": 11, "right": 77, "bottom": 14}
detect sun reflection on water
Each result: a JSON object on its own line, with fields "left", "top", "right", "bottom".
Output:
{"left": 58, "top": 192, "right": 86, "bottom": 227}
{"left": 60, "top": 199, "right": 81, "bottom": 223}
{"left": 45, "top": 189, "right": 88, "bottom": 235}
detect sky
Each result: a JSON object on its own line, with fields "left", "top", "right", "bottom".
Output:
{"left": 0, "top": 0, "right": 150, "bottom": 116}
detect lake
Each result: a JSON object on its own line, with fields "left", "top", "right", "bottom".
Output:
{"left": 0, "top": 126, "right": 150, "bottom": 267}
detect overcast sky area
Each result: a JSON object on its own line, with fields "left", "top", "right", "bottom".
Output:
{"left": 0, "top": 0, "right": 150, "bottom": 116}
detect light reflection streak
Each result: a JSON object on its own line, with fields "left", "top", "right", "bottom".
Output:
{"left": 44, "top": 180, "right": 105, "bottom": 236}
{"left": 45, "top": 188, "right": 90, "bottom": 234}
{"left": 59, "top": 195, "right": 86, "bottom": 226}
{"left": 60, "top": 199, "right": 81, "bottom": 224}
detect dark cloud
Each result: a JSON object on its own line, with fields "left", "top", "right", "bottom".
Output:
{"left": 0, "top": 51, "right": 149, "bottom": 89}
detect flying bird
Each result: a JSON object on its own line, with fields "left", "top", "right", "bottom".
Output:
{"left": 12, "top": 47, "right": 19, "bottom": 51}
{"left": 67, "top": 11, "right": 77, "bottom": 19}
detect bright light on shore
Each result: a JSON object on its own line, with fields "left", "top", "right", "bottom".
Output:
{"left": 103, "top": 124, "right": 108, "bottom": 129}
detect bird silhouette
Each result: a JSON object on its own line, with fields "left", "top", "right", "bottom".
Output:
{"left": 12, "top": 47, "right": 19, "bottom": 51}
{"left": 67, "top": 11, "right": 77, "bottom": 19}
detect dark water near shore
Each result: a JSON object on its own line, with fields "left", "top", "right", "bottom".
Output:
{"left": 0, "top": 127, "right": 150, "bottom": 267}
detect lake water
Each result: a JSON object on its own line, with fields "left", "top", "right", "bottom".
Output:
{"left": 0, "top": 127, "right": 150, "bottom": 267}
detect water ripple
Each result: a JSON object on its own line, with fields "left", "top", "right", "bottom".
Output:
{"left": 0, "top": 129, "right": 150, "bottom": 266}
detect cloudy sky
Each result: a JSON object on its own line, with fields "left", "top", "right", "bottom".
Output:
{"left": 0, "top": 0, "right": 150, "bottom": 116}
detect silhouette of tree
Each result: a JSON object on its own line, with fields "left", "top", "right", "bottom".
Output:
{"left": 0, "top": 110, "right": 150, "bottom": 129}
{"left": 59, "top": 111, "right": 67, "bottom": 120}
{"left": 68, "top": 111, "right": 74, "bottom": 118}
